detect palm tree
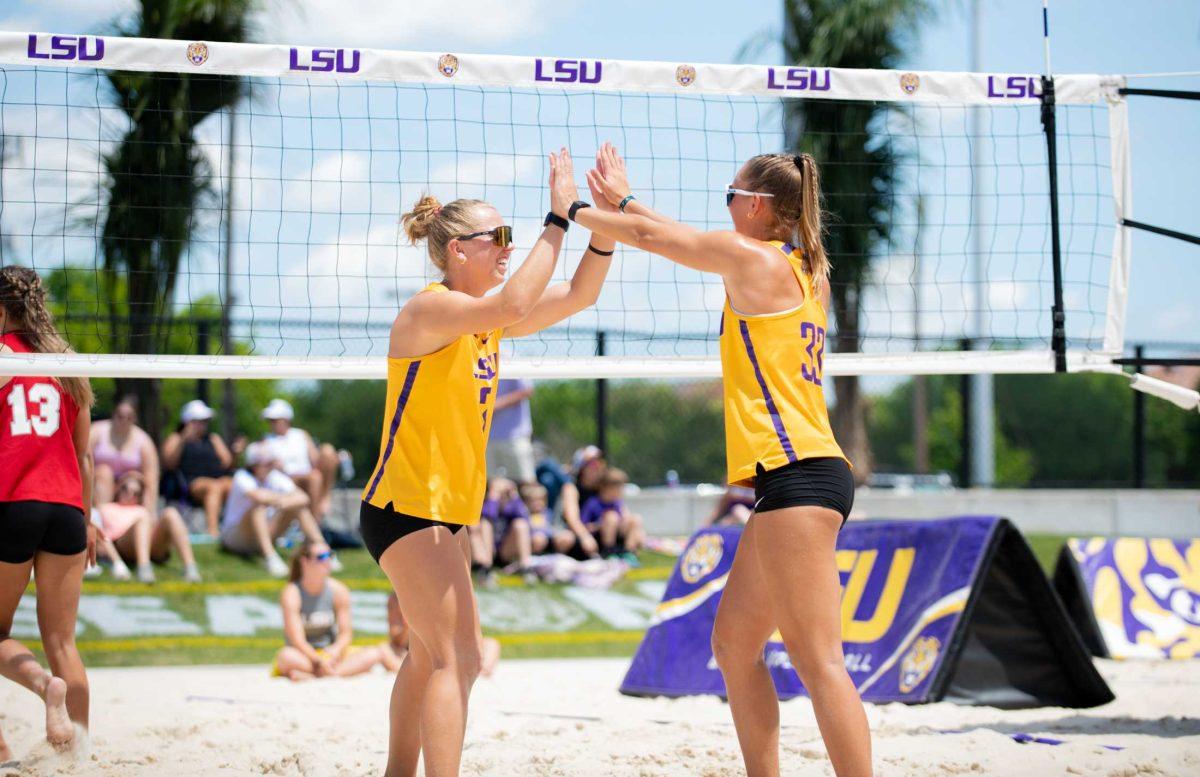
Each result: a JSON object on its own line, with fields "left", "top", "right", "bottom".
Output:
{"left": 780, "top": 0, "right": 928, "bottom": 480}
{"left": 101, "top": 0, "right": 255, "bottom": 438}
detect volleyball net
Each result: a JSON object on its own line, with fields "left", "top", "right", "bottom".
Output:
{"left": 0, "top": 32, "right": 1145, "bottom": 384}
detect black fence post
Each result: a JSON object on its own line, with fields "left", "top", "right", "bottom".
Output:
{"left": 1133, "top": 344, "right": 1146, "bottom": 489}
{"left": 960, "top": 337, "right": 973, "bottom": 488}
{"left": 596, "top": 330, "right": 608, "bottom": 454}
{"left": 196, "top": 319, "right": 210, "bottom": 405}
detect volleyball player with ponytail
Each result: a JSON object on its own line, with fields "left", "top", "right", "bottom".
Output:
{"left": 0, "top": 266, "right": 99, "bottom": 755}
{"left": 578, "top": 145, "right": 872, "bottom": 777}
{"left": 362, "top": 149, "right": 616, "bottom": 776}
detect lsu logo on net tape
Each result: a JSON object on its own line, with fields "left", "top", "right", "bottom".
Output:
{"left": 899, "top": 72, "right": 920, "bottom": 96}
{"left": 438, "top": 54, "right": 459, "bottom": 78}
{"left": 186, "top": 42, "right": 209, "bottom": 66}
{"left": 675, "top": 65, "right": 697, "bottom": 87}
{"left": 680, "top": 533, "right": 724, "bottom": 584}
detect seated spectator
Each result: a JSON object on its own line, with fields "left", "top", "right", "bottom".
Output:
{"left": 382, "top": 592, "right": 499, "bottom": 677}
{"left": 90, "top": 395, "right": 159, "bottom": 509}
{"left": 485, "top": 478, "right": 530, "bottom": 572}
{"left": 272, "top": 540, "right": 389, "bottom": 680}
{"left": 219, "top": 442, "right": 330, "bottom": 578}
{"left": 260, "top": 398, "right": 342, "bottom": 523}
{"left": 549, "top": 446, "right": 609, "bottom": 559}
{"left": 161, "top": 400, "right": 235, "bottom": 536}
{"left": 519, "top": 483, "right": 579, "bottom": 557}
{"left": 468, "top": 501, "right": 498, "bottom": 587}
{"left": 703, "top": 484, "right": 756, "bottom": 526}
{"left": 580, "top": 468, "right": 645, "bottom": 559}
{"left": 96, "top": 472, "right": 201, "bottom": 583}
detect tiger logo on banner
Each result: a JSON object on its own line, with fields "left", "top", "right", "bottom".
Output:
{"left": 1071, "top": 538, "right": 1200, "bottom": 659}
{"left": 899, "top": 636, "right": 940, "bottom": 692}
{"left": 680, "top": 533, "right": 723, "bottom": 583}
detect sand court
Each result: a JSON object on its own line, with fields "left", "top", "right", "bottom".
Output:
{"left": 1, "top": 657, "right": 1197, "bottom": 775}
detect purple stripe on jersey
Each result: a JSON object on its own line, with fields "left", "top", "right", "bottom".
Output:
{"left": 738, "top": 320, "right": 797, "bottom": 464}
{"left": 364, "top": 361, "right": 422, "bottom": 502}
{"left": 780, "top": 242, "right": 795, "bottom": 255}
{"left": 718, "top": 309, "right": 725, "bottom": 336}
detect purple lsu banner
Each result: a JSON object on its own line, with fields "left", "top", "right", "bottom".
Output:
{"left": 1062, "top": 537, "right": 1200, "bottom": 659}
{"left": 622, "top": 516, "right": 1001, "bottom": 703}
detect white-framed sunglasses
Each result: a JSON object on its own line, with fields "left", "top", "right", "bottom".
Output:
{"left": 725, "top": 186, "right": 775, "bottom": 206}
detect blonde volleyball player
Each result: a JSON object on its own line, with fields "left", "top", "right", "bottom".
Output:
{"left": 361, "top": 148, "right": 615, "bottom": 776}
{"left": 577, "top": 144, "right": 871, "bottom": 777}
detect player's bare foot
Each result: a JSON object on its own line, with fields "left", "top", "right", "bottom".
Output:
{"left": 43, "top": 676, "right": 74, "bottom": 749}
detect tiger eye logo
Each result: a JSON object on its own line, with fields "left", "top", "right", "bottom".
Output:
{"left": 675, "top": 64, "right": 697, "bottom": 87}
{"left": 438, "top": 54, "right": 459, "bottom": 78}
{"left": 186, "top": 42, "right": 209, "bottom": 66}
{"left": 899, "top": 636, "right": 940, "bottom": 692}
{"left": 680, "top": 533, "right": 724, "bottom": 584}
{"left": 899, "top": 72, "right": 920, "bottom": 95}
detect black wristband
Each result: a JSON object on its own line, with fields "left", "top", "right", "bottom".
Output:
{"left": 568, "top": 200, "right": 591, "bottom": 222}
{"left": 586, "top": 243, "right": 615, "bottom": 257}
{"left": 543, "top": 211, "right": 569, "bottom": 232}
{"left": 618, "top": 194, "right": 636, "bottom": 213}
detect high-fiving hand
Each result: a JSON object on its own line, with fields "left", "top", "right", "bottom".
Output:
{"left": 548, "top": 147, "right": 579, "bottom": 219}
{"left": 586, "top": 142, "right": 631, "bottom": 208}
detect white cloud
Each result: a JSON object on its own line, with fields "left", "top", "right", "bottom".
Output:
{"left": 2, "top": 0, "right": 136, "bottom": 31}
{"left": 260, "top": 0, "right": 574, "bottom": 49}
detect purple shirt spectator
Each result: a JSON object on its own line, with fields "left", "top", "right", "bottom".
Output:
{"left": 580, "top": 496, "right": 623, "bottom": 527}
{"left": 489, "top": 379, "right": 533, "bottom": 441}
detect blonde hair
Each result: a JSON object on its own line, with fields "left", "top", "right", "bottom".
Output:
{"left": 400, "top": 194, "right": 489, "bottom": 273}
{"left": 740, "top": 153, "right": 830, "bottom": 293}
{"left": 0, "top": 265, "right": 94, "bottom": 408}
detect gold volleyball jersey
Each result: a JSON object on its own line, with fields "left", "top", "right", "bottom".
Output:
{"left": 719, "top": 240, "right": 847, "bottom": 486}
{"left": 362, "top": 283, "right": 501, "bottom": 524}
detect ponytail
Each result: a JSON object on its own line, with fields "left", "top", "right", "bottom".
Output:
{"left": 0, "top": 266, "right": 93, "bottom": 409}
{"left": 795, "top": 154, "right": 829, "bottom": 295}
{"left": 740, "top": 153, "right": 830, "bottom": 295}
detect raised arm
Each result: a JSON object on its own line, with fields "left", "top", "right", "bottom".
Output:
{"left": 390, "top": 150, "right": 583, "bottom": 357}
{"left": 577, "top": 144, "right": 759, "bottom": 276}
{"left": 506, "top": 148, "right": 619, "bottom": 338}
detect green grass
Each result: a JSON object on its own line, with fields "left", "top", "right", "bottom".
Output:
{"left": 22, "top": 535, "right": 1069, "bottom": 668}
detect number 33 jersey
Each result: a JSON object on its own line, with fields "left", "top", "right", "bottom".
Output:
{"left": 0, "top": 332, "right": 83, "bottom": 509}
{"left": 719, "top": 241, "right": 847, "bottom": 487}
{"left": 362, "top": 283, "right": 501, "bottom": 525}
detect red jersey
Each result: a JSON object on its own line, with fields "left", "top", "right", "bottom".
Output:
{"left": 0, "top": 332, "right": 84, "bottom": 509}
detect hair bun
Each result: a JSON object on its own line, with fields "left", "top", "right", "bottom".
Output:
{"left": 400, "top": 194, "right": 443, "bottom": 244}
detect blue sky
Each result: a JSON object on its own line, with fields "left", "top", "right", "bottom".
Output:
{"left": 1, "top": 0, "right": 1197, "bottom": 358}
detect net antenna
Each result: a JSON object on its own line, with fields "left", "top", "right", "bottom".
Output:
{"left": 0, "top": 31, "right": 1154, "bottom": 387}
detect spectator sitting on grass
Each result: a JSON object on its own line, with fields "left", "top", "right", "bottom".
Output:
{"left": 90, "top": 395, "right": 160, "bottom": 509}
{"left": 382, "top": 592, "right": 499, "bottom": 677}
{"left": 161, "top": 399, "right": 235, "bottom": 536}
{"left": 272, "top": 539, "right": 390, "bottom": 681}
{"left": 96, "top": 472, "right": 201, "bottom": 583}
{"left": 703, "top": 484, "right": 756, "bottom": 526}
{"left": 519, "top": 483, "right": 580, "bottom": 557}
{"left": 260, "top": 398, "right": 344, "bottom": 524}
{"left": 543, "top": 445, "right": 606, "bottom": 559}
{"left": 579, "top": 468, "right": 645, "bottom": 560}
{"left": 219, "top": 442, "right": 332, "bottom": 578}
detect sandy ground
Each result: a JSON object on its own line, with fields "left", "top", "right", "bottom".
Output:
{"left": 0, "top": 658, "right": 1197, "bottom": 776}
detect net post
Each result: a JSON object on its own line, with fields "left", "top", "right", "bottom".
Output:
{"left": 959, "top": 337, "right": 973, "bottom": 487}
{"left": 596, "top": 330, "right": 608, "bottom": 455}
{"left": 1132, "top": 344, "right": 1146, "bottom": 488}
{"left": 196, "top": 318, "right": 210, "bottom": 405}
{"left": 1040, "top": 75, "right": 1068, "bottom": 373}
